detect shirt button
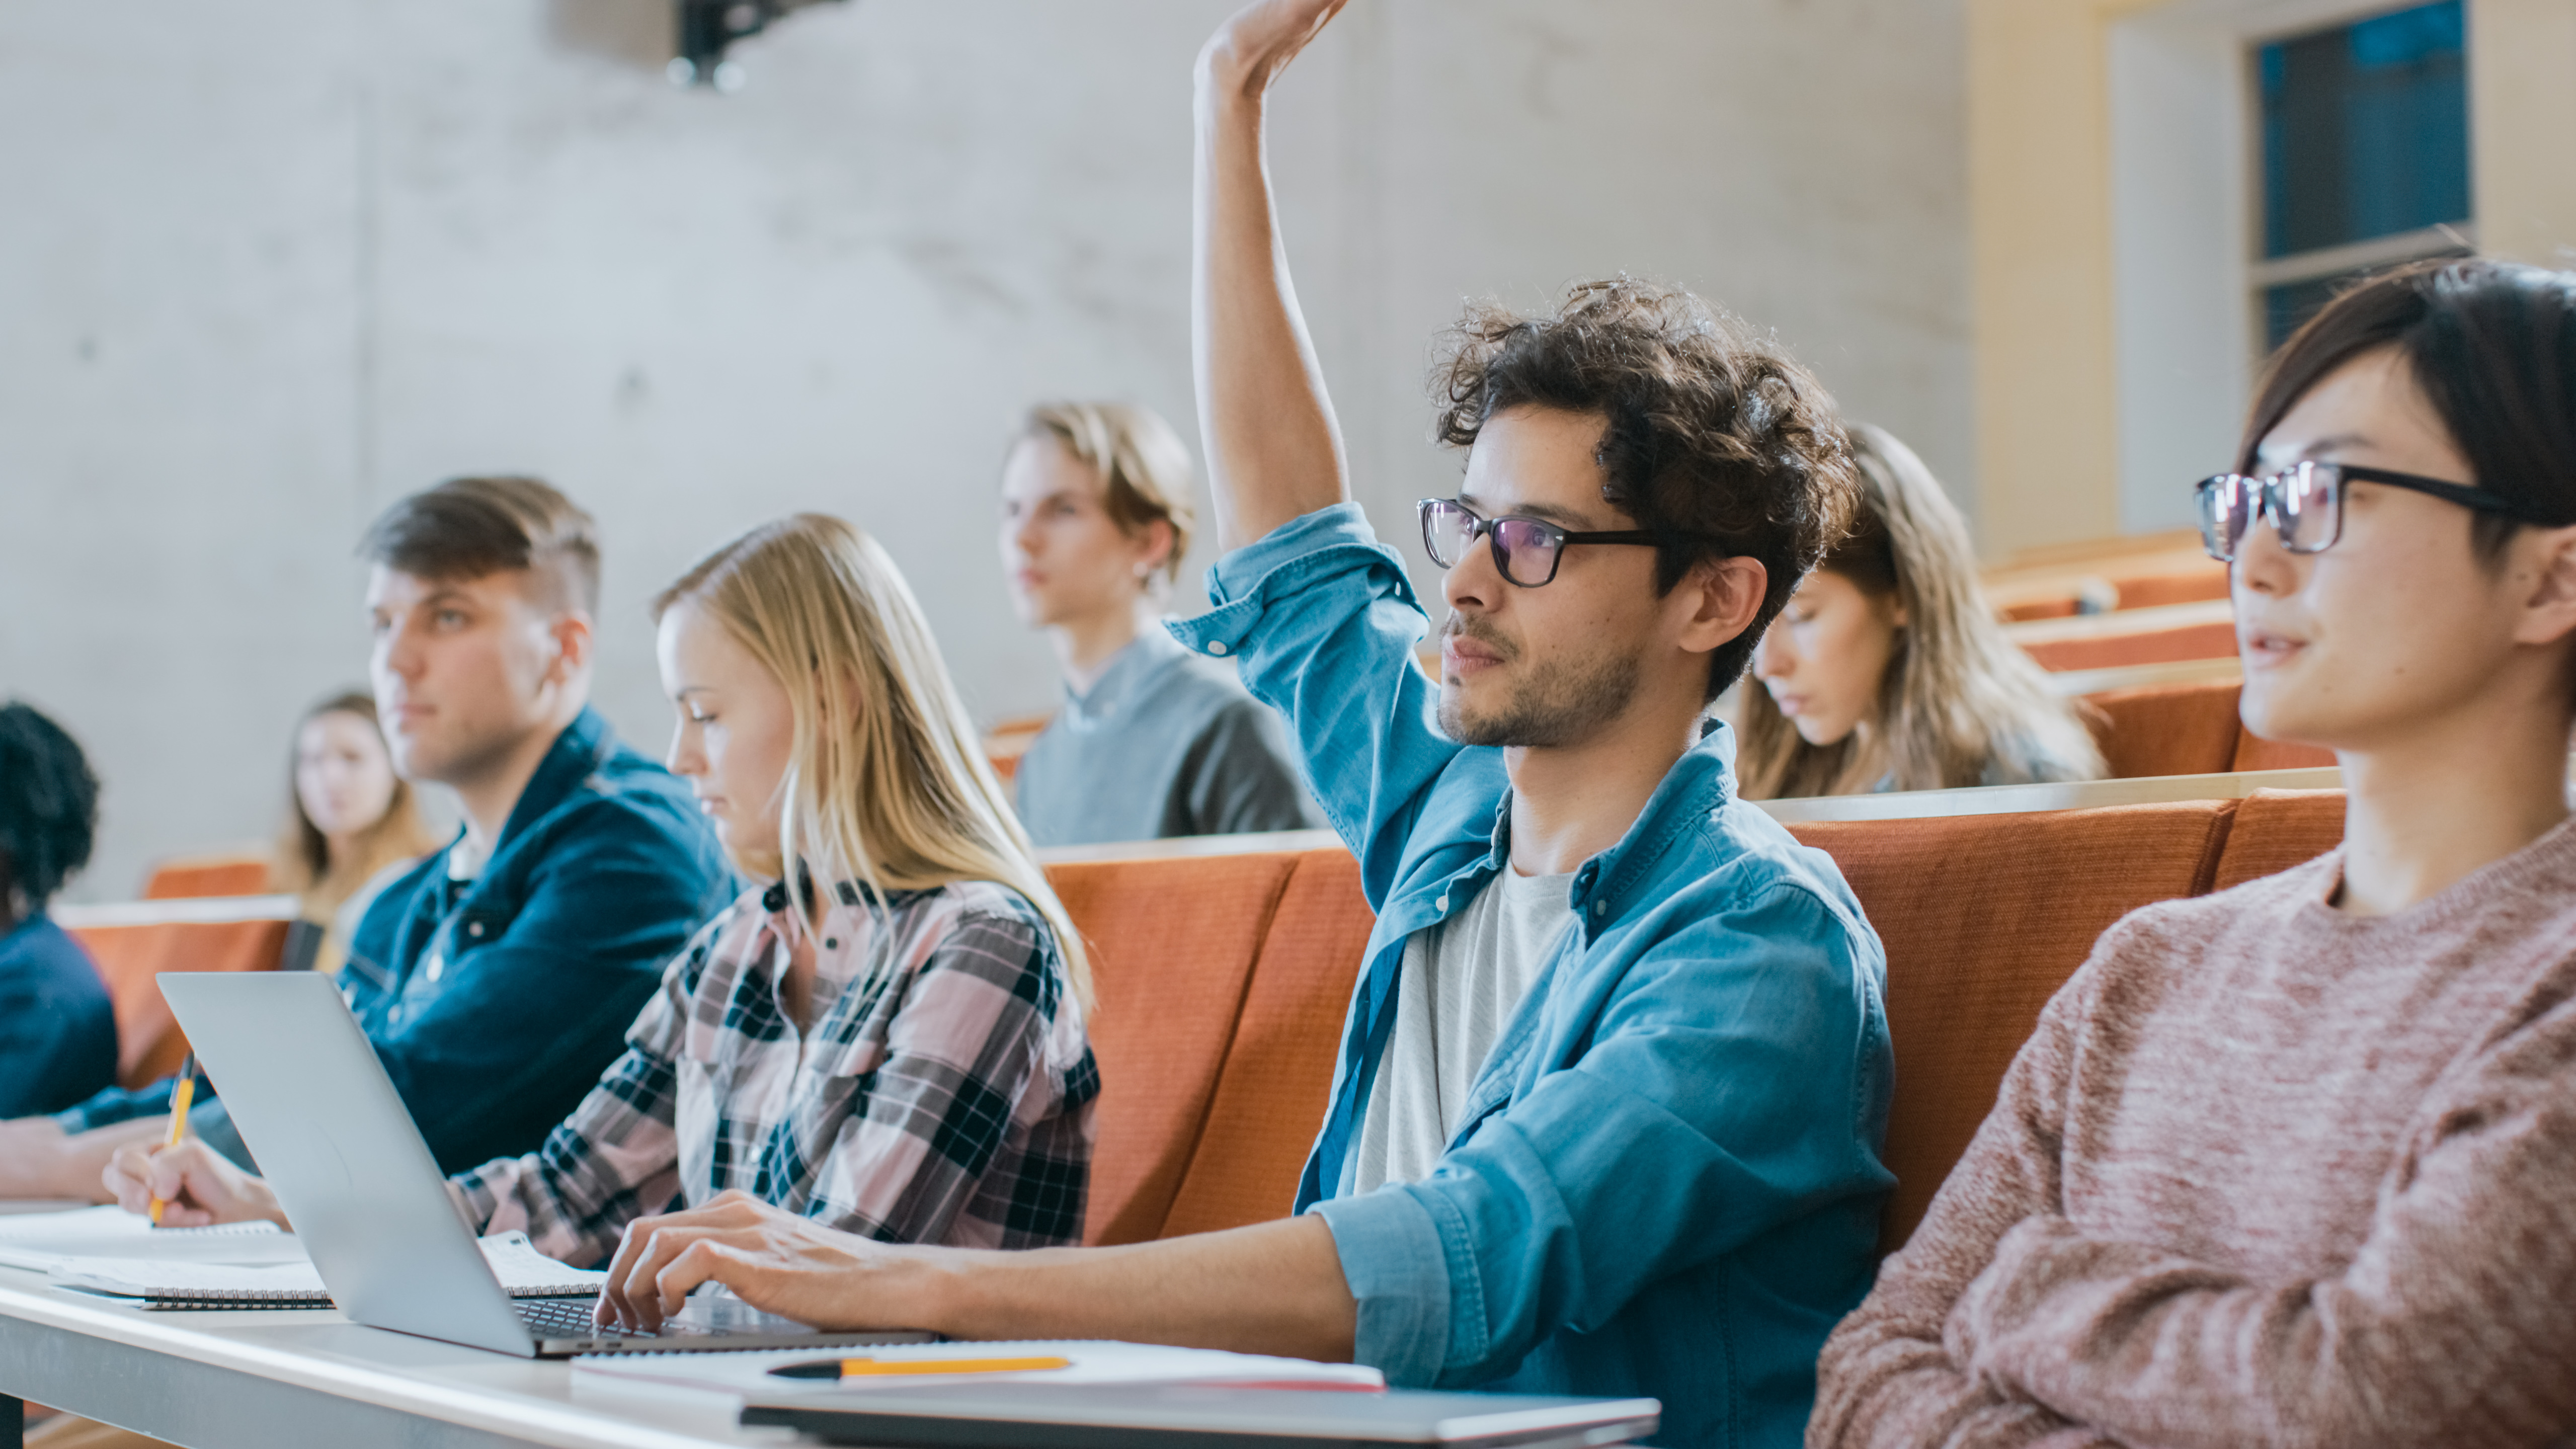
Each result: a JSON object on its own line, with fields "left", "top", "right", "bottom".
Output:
{"left": 1206, "top": 641, "right": 1229, "bottom": 656}
{"left": 466, "top": 921, "right": 485, "bottom": 938}
{"left": 825, "top": 938, "right": 839, "bottom": 950}
{"left": 1593, "top": 900, "right": 1609, "bottom": 915}
{"left": 1434, "top": 896, "right": 1448, "bottom": 913}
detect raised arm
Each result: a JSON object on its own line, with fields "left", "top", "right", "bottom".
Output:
{"left": 1193, "top": 0, "right": 1354, "bottom": 551}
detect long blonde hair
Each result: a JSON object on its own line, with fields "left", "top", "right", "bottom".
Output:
{"left": 1738, "top": 425, "right": 2105, "bottom": 798}
{"left": 273, "top": 690, "right": 436, "bottom": 921}
{"left": 652, "top": 515, "right": 1092, "bottom": 1011}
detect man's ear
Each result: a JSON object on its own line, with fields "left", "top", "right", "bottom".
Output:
{"left": 1674, "top": 555, "right": 1768, "bottom": 657}
{"left": 547, "top": 612, "right": 596, "bottom": 685}
{"left": 2513, "top": 524, "right": 2576, "bottom": 647}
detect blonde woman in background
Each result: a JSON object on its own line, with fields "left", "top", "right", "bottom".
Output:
{"left": 999, "top": 400, "right": 1319, "bottom": 846}
{"left": 114, "top": 515, "right": 1099, "bottom": 1276}
{"left": 274, "top": 691, "right": 436, "bottom": 976}
{"left": 1740, "top": 425, "right": 2105, "bottom": 797}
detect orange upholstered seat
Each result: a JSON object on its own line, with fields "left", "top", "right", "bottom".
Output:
{"left": 66, "top": 914, "right": 298, "bottom": 1087}
{"left": 1049, "top": 851, "right": 1306, "bottom": 1245}
{"left": 2210, "top": 788, "right": 2346, "bottom": 891}
{"left": 2020, "top": 618, "right": 2240, "bottom": 672}
{"left": 1789, "top": 800, "right": 2236, "bottom": 1251}
{"left": 141, "top": 855, "right": 273, "bottom": 900}
{"left": 1163, "top": 849, "right": 1375, "bottom": 1237}
{"left": 2084, "top": 679, "right": 2244, "bottom": 778}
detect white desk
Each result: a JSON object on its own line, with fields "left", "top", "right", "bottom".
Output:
{"left": 0, "top": 1264, "right": 802, "bottom": 1449}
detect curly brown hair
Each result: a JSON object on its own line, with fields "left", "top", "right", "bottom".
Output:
{"left": 1431, "top": 279, "right": 1858, "bottom": 701}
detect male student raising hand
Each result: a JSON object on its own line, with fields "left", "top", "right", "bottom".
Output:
{"left": 594, "top": 3, "right": 1893, "bottom": 1444}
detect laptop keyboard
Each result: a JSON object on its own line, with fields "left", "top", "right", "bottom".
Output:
{"left": 514, "top": 1296, "right": 714, "bottom": 1341}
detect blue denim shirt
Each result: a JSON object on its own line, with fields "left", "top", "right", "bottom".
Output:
{"left": 61, "top": 707, "right": 738, "bottom": 1176}
{"left": 1168, "top": 506, "right": 1893, "bottom": 1449}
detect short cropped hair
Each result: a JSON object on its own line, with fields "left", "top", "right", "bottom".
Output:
{"left": 0, "top": 702, "right": 99, "bottom": 918}
{"left": 2242, "top": 258, "right": 2576, "bottom": 565}
{"left": 1431, "top": 279, "right": 1858, "bottom": 701}
{"left": 1021, "top": 402, "right": 1198, "bottom": 584}
{"left": 358, "top": 476, "right": 602, "bottom": 614}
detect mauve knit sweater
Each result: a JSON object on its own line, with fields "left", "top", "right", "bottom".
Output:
{"left": 1809, "top": 818, "right": 2576, "bottom": 1449}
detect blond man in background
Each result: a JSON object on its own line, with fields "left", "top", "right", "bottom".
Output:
{"left": 999, "top": 400, "right": 1320, "bottom": 846}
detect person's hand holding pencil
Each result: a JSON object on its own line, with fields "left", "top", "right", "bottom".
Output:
{"left": 103, "top": 1059, "right": 290, "bottom": 1230}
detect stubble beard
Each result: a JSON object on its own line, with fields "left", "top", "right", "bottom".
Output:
{"left": 1435, "top": 619, "right": 1645, "bottom": 749}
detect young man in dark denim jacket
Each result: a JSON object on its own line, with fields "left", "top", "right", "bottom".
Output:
{"left": 0, "top": 476, "right": 733, "bottom": 1189}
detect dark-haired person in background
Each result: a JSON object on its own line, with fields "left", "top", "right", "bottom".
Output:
{"left": 0, "top": 702, "right": 117, "bottom": 1119}
{"left": 1001, "top": 399, "right": 1320, "bottom": 845}
{"left": 1813, "top": 260, "right": 2576, "bottom": 1447}
{"left": 575, "top": 3, "right": 1891, "bottom": 1442}
{"left": 0, "top": 475, "right": 733, "bottom": 1200}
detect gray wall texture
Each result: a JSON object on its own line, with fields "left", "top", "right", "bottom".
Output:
{"left": 0, "top": 0, "right": 1969, "bottom": 902}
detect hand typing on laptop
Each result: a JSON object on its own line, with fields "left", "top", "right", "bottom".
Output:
{"left": 103, "top": 1139, "right": 288, "bottom": 1232}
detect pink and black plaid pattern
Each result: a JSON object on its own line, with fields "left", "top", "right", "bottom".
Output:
{"left": 455, "top": 877, "right": 1097, "bottom": 1268}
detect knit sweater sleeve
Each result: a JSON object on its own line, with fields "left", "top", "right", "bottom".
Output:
{"left": 1948, "top": 983, "right": 2576, "bottom": 1449}
{"left": 1808, "top": 934, "right": 2127, "bottom": 1449}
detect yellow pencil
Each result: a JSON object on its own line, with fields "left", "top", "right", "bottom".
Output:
{"left": 146, "top": 1054, "right": 197, "bottom": 1227}
{"left": 768, "top": 1355, "right": 1073, "bottom": 1381}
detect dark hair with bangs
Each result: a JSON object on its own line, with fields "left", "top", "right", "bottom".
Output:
{"left": 358, "top": 475, "right": 603, "bottom": 614}
{"left": 0, "top": 701, "right": 99, "bottom": 923}
{"left": 1431, "top": 279, "right": 1858, "bottom": 701}
{"left": 2240, "top": 259, "right": 2576, "bottom": 564}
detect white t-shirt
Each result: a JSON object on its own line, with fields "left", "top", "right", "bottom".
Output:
{"left": 1351, "top": 865, "right": 1578, "bottom": 1192}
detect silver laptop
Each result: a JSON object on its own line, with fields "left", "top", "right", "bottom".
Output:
{"left": 158, "top": 970, "right": 933, "bottom": 1358}
{"left": 742, "top": 1383, "right": 1661, "bottom": 1448}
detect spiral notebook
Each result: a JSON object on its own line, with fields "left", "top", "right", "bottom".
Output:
{"left": 49, "top": 1229, "right": 602, "bottom": 1310}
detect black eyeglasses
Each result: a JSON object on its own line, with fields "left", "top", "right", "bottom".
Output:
{"left": 1416, "top": 498, "right": 1659, "bottom": 588}
{"left": 2193, "top": 461, "right": 2545, "bottom": 562}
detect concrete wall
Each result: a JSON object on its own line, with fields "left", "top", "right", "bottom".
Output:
{"left": 0, "top": 0, "right": 1972, "bottom": 902}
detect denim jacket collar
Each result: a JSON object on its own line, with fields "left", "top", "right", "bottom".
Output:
{"left": 493, "top": 706, "right": 619, "bottom": 853}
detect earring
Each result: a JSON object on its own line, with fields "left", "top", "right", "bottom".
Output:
{"left": 1134, "top": 562, "right": 1154, "bottom": 580}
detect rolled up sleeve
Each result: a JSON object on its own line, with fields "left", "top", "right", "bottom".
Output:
{"left": 1168, "top": 504, "right": 1471, "bottom": 906}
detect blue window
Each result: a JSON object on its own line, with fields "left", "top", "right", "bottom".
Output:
{"left": 2255, "top": 1, "right": 2471, "bottom": 348}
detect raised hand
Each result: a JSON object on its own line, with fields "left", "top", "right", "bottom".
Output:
{"left": 596, "top": 1189, "right": 941, "bottom": 1333}
{"left": 103, "top": 1139, "right": 288, "bottom": 1229}
{"left": 1198, "top": 0, "right": 1353, "bottom": 100}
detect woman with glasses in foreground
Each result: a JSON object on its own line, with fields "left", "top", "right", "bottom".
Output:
{"left": 1812, "top": 259, "right": 2576, "bottom": 1445}
{"left": 1731, "top": 424, "right": 2103, "bottom": 797}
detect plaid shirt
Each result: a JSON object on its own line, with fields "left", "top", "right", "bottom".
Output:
{"left": 453, "top": 876, "right": 1097, "bottom": 1268}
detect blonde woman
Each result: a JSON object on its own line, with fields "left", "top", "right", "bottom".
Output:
{"left": 272, "top": 691, "right": 437, "bottom": 977}
{"left": 999, "top": 400, "right": 1319, "bottom": 845}
{"left": 111, "top": 515, "right": 1099, "bottom": 1267}
{"left": 1741, "top": 425, "right": 2105, "bottom": 797}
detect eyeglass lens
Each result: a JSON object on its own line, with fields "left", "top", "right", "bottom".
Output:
{"left": 1421, "top": 502, "right": 1564, "bottom": 586}
{"left": 2198, "top": 463, "right": 2342, "bottom": 560}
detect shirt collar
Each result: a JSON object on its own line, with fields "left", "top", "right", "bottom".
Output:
{"left": 490, "top": 707, "right": 616, "bottom": 854}
{"left": 1060, "top": 626, "right": 1189, "bottom": 729}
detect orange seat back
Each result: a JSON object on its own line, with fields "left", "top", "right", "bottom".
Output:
{"left": 1163, "top": 849, "right": 1375, "bottom": 1237}
{"left": 2084, "top": 679, "right": 2243, "bottom": 778}
{"left": 65, "top": 917, "right": 295, "bottom": 1087}
{"left": 1047, "top": 852, "right": 1304, "bottom": 1245}
{"left": 142, "top": 857, "right": 274, "bottom": 900}
{"left": 2210, "top": 787, "right": 2345, "bottom": 891}
{"left": 2022, "top": 619, "right": 2240, "bottom": 672}
{"left": 1791, "top": 800, "right": 2235, "bottom": 1252}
